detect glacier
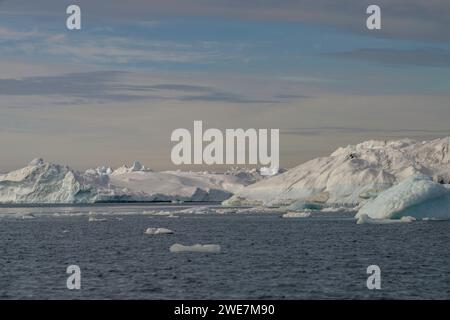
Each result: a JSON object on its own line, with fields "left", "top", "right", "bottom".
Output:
{"left": 224, "top": 137, "right": 450, "bottom": 209}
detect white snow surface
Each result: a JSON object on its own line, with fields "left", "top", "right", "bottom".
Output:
{"left": 224, "top": 137, "right": 450, "bottom": 207}
{"left": 356, "top": 175, "right": 450, "bottom": 220}
{"left": 0, "top": 160, "right": 263, "bottom": 204}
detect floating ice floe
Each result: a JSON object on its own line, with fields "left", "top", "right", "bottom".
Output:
{"left": 356, "top": 214, "right": 416, "bottom": 224}
{"left": 215, "top": 208, "right": 238, "bottom": 214}
{"left": 144, "top": 227, "right": 174, "bottom": 235}
{"left": 282, "top": 211, "right": 312, "bottom": 218}
{"left": 19, "top": 213, "right": 36, "bottom": 220}
{"left": 169, "top": 243, "right": 221, "bottom": 253}
{"left": 178, "top": 206, "right": 215, "bottom": 215}
{"left": 88, "top": 216, "right": 107, "bottom": 222}
{"left": 356, "top": 175, "right": 450, "bottom": 220}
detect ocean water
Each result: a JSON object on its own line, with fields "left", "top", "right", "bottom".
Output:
{"left": 0, "top": 205, "right": 449, "bottom": 299}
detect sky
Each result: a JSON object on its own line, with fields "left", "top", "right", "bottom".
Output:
{"left": 1, "top": 0, "right": 450, "bottom": 172}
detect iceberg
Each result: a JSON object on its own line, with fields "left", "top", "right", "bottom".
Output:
{"left": 0, "top": 159, "right": 263, "bottom": 204}
{"left": 225, "top": 137, "right": 450, "bottom": 207}
{"left": 169, "top": 243, "right": 221, "bottom": 253}
{"left": 0, "top": 160, "right": 103, "bottom": 204}
{"left": 356, "top": 176, "right": 450, "bottom": 220}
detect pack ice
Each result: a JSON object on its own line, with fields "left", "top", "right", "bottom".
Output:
{"left": 224, "top": 137, "right": 450, "bottom": 209}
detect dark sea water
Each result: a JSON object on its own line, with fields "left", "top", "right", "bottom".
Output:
{"left": 0, "top": 205, "right": 449, "bottom": 299}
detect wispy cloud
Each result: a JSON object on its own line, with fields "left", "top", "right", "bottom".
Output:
{"left": 0, "top": 71, "right": 282, "bottom": 104}
{"left": 0, "top": 26, "right": 247, "bottom": 66}
{"left": 328, "top": 48, "right": 450, "bottom": 68}
{"left": 0, "top": 26, "right": 39, "bottom": 40}
{"left": 283, "top": 127, "right": 450, "bottom": 137}
{"left": 179, "top": 92, "right": 279, "bottom": 104}
{"left": 274, "top": 94, "right": 312, "bottom": 99}
{"left": 3, "top": 0, "right": 449, "bottom": 43}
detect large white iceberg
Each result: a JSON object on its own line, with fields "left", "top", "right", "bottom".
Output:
{"left": 224, "top": 137, "right": 450, "bottom": 207}
{"left": 0, "top": 160, "right": 104, "bottom": 204}
{"left": 356, "top": 176, "right": 450, "bottom": 220}
{"left": 0, "top": 159, "right": 264, "bottom": 204}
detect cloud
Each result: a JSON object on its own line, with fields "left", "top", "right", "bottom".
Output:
{"left": 283, "top": 126, "right": 450, "bottom": 137}
{"left": 0, "top": 71, "right": 137, "bottom": 99}
{"left": 328, "top": 48, "right": 450, "bottom": 68}
{"left": 147, "top": 84, "right": 213, "bottom": 92}
{"left": 0, "top": 27, "right": 245, "bottom": 67}
{"left": 0, "top": 27, "right": 39, "bottom": 40}
{"left": 178, "top": 92, "right": 279, "bottom": 104}
{"left": 3, "top": 0, "right": 449, "bottom": 43}
{"left": 274, "top": 94, "right": 312, "bottom": 99}
{"left": 0, "top": 71, "right": 281, "bottom": 104}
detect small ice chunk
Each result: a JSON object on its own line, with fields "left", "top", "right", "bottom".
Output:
{"left": 170, "top": 243, "right": 221, "bottom": 253}
{"left": 179, "top": 206, "right": 214, "bottom": 214}
{"left": 20, "top": 213, "right": 36, "bottom": 219}
{"left": 356, "top": 214, "right": 416, "bottom": 224}
{"left": 144, "top": 227, "right": 174, "bottom": 235}
{"left": 215, "top": 208, "right": 238, "bottom": 214}
{"left": 282, "top": 211, "right": 312, "bottom": 218}
{"left": 88, "top": 216, "right": 107, "bottom": 222}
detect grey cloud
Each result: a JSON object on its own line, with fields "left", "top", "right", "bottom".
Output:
{"left": 0, "top": 71, "right": 123, "bottom": 96}
{"left": 0, "top": 71, "right": 280, "bottom": 104}
{"left": 328, "top": 48, "right": 450, "bottom": 68}
{"left": 148, "top": 84, "right": 213, "bottom": 92}
{"left": 274, "top": 94, "right": 312, "bottom": 99}
{"left": 179, "top": 92, "right": 279, "bottom": 104}
{"left": 283, "top": 127, "right": 450, "bottom": 137}
{"left": 3, "top": 0, "right": 450, "bottom": 43}
{"left": 0, "top": 71, "right": 160, "bottom": 102}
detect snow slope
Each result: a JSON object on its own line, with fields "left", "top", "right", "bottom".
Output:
{"left": 224, "top": 137, "right": 450, "bottom": 207}
{"left": 0, "top": 159, "right": 263, "bottom": 204}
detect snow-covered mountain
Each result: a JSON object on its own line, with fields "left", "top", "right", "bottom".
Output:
{"left": 224, "top": 137, "right": 450, "bottom": 207}
{"left": 0, "top": 159, "right": 265, "bottom": 204}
